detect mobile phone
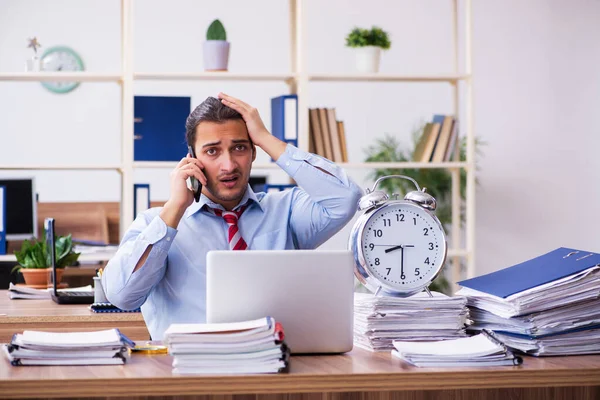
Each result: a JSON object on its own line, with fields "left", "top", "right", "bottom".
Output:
{"left": 187, "top": 145, "right": 202, "bottom": 202}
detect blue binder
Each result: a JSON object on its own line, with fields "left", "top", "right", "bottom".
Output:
{"left": 134, "top": 96, "right": 191, "bottom": 161}
{"left": 271, "top": 94, "right": 298, "bottom": 148}
{"left": 133, "top": 184, "right": 150, "bottom": 219}
{"left": 457, "top": 247, "right": 600, "bottom": 298}
{"left": 0, "top": 185, "right": 5, "bottom": 255}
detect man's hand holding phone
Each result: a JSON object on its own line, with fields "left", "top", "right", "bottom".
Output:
{"left": 159, "top": 149, "right": 207, "bottom": 229}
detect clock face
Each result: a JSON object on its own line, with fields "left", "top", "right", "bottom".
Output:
{"left": 41, "top": 46, "right": 84, "bottom": 93}
{"left": 359, "top": 201, "right": 446, "bottom": 294}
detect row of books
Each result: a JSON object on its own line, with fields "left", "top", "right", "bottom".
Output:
{"left": 413, "top": 114, "right": 458, "bottom": 163}
{"left": 308, "top": 108, "right": 348, "bottom": 162}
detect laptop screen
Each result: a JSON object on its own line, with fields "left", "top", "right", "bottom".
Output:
{"left": 44, "top": 217, "right": 58, "bottom": 296}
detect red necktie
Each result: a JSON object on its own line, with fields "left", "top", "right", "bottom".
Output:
{"left": 210, "top": 206, "right": 248, "bottom": 250}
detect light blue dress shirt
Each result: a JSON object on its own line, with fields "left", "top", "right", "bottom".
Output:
{"left": 102, "top": 144, "right": 362, "bottom": 340}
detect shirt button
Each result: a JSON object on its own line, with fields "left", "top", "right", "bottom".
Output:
{"left": 286, "top": 161, "right": 290, "bottom": 166}
{"left": 166, "top": 237, "right": 171, "bottom": 241}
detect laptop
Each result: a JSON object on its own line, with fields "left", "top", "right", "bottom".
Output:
{"left": 206, "top": 250, "right": 354, "bottom": 354}
{"left": 46, "top": 218, "right": 95, "bottom": 304}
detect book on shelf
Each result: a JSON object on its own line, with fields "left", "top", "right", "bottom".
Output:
{"left": 164, "top": 316, "right": 289, "bottom": 374}
{"left": 431, "top": 115, "right": 455, "bottom": 162}
{"left": 3, "top": 328, "right": 136, "bottom": 366}
{"left": 308, "top": 107, "right": 347, "bottom": 163}
{"left": 413, "top": 115, "right": 458, "bottom": 163}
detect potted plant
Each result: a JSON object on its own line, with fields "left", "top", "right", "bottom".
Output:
{"left": 345, "top": 26, "right": 391, "bottom": 73}
{"left": 11, "top": 234, "right": 80, "bottom": 288}
{"left": 203, "top": 19, "right": 230, "bottom": 71}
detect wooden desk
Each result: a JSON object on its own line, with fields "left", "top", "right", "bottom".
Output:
{"left": 0, "top": 348, "right": 599, "bottom": 399}
{"left": 0, "top": 290, "right": 148, "bottom": 342}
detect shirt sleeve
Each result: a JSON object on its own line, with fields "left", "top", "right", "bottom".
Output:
{"left": 101, "top": 208, "right": 177, "bottom": 311}
{"left": 275, "top": 144, "right": 363, "bottom": 249}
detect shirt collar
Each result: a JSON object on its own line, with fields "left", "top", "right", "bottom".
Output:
{"left": 185, "top": 184, "right": 263, "bottom": 218}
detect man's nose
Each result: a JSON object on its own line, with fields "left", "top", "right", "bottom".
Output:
{"left": 220, "top": 152, "right": 235, "bottom": 172}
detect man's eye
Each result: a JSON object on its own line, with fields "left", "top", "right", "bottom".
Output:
{"left": 235, "top": 145, "right": 246, "bottom": 151}
{"left": 206, "top": 148, "right": 217, "bottom": 156}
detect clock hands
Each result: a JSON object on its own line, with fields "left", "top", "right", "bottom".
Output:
{"left": 384, "top": 244, "right": 414, "bottom": 253}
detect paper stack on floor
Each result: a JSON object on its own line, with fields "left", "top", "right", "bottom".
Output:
{"left": 164, "top": 317, "right": 290, "bottom": 374}
{"left": 392, "top": 332, "right": 523, "bottom": 367}
{"left": 7, "top": 283, "right": 93, "bottom": 300}
{"left": 3, "top": 328, "right": 135, "bottom": 366}
{"left": 354, "top": 292, "right": 470, "bottom": 352}
{"left": 457, "top": 247, "right": 600, "bottom": 356}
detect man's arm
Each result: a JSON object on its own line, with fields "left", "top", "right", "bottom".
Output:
{"left": 102, "top": 155, "right": 207, "bottom": 310}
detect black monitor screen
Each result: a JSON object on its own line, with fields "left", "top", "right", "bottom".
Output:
{"left": 0, "top": 178, "right": 36, "bottom": 239}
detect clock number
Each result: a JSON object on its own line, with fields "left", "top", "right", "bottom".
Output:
{"left": 396, "top": 214, "right": 405, "bottom": 222}
{"left": 413, "top": 217, "right": 417, "bottom": 225}
{"left": 401, "top": 273, "right": 406, "bottom": 280}
{"left": 428, "top": 242, "right": 434, "bottom": 250}
{"left": 369, "top": 243, "right": 374, "bottom": 251}
{"left": 423, "top": 228, "right": 429, "bottom": 236}
{"left": 424, "top": 257, "right": 430, "bottom": 265}
{"left": 374, "top": 229, "right": 383, "bottom": 238}
{"left": 383, "top": 218, "right": 391, "bottom": 227}
{"left": 375, "top": 258, "right": 380, "bottom": 266}
{"left": 386, "top": 268, "right": 391, "bottom": 276}
{"left": 415, "top": 268, "right": 420, "bottom": 276}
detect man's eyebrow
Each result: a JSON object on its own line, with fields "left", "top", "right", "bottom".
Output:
{"left": 201, "top": 141, "right": 221, "bottom": 148}
{"left": 232, "top": 139, "right": 251, "bottom": 144}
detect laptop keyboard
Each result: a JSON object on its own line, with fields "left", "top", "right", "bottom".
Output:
{"left": 60, "top": 291, "right": 94, "bottom": 297}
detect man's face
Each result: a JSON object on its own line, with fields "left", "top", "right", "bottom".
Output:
{"left": 194, "top": 119, "right": 255, "bottom": 210}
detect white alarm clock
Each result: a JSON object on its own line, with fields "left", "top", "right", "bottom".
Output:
{"left": 349, "top": 175, "right": 447, "bottom": 297}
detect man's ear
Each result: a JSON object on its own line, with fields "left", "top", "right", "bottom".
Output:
{"left": 251, "top": 143, "right": 257, "bottom": 162}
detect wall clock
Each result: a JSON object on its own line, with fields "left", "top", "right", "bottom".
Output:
{"left": 40, "top": 46, "right": 84, "bottom": 94}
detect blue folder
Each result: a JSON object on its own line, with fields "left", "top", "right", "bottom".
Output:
{"left": 271, "top": 94, "right": 298, "bottom": 147}
{"left": 457, "top": 247, "right": 600, "bottom": 298}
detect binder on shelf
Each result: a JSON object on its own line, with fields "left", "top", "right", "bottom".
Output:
{"left": 431, "top": 115, "right": 455, "bottom": 163}
{"left": 271, "top": 94, "right": 298, "bottom": 148}
{"left": 0, "top": 186, "right": 5, "bottom": 255}
{"left": 457, "top": 247, "right": 600, "bottom": 298}
{"left": 134, "top": 184, "right": 150, "bottom": 219}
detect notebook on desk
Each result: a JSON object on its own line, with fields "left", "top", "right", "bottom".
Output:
{"left": 45, "top": 218, "right": 95, "bottom": 305}
{"left": 206, "top": 250, "right": 354, "bottom": 354}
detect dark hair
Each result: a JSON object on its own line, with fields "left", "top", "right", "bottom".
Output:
{"left": 185, "top": 96, "right": 244, "bottom": 146}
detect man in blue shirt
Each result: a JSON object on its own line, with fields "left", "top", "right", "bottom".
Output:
{"left": 103, "top": 93, "right": 362, "bottom": 340}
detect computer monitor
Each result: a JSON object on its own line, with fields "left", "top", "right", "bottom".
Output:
{"left": 0, "top": 178, "right": 37, "bottom": 240}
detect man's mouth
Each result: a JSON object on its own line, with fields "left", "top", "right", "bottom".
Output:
{"left": 219, "top": 176, "right": 239, "bottom": 188}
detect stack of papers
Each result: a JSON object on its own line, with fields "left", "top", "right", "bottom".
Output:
{"left": 8, "top": 283, "right": 93, "bottom": 300}
{"left": 392, "top": 332, "right": 523, "bottom": 367}
{"left": 457, "top": 247, "right": 600, "bottom": 356}
{"left": 164, "top": 317, "right": 290, "bottom": 374}
{"left": 354, "top": 292, "right": 470, "bottom": 352}
{"left": 3, "top": 329, "right": 135, "bottom": 366}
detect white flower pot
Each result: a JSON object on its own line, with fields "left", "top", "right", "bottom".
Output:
{"left": 25, "top": 57, "right": 42, "bottom": 72}
{"left": 203, "top": 40, "right": 230, "bottom": 71}
{"left": 354, "top": 46, "right": 381, "bottom": 73}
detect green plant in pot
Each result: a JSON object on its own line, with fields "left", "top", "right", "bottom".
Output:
{"left": 204, "top": 19, "right": 230, "bottom": 71}
{"left": 362, "top": 126, "right": 484, "bottom": 294}
{"left": 11, "top": 234, "right": 80, "bottom": 288}
{"left": 345, "top": 26, "right": 391, "bottom": 73}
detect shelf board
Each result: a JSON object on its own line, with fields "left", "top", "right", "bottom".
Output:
{"left": 448, "top": 249, "right": 469, "bottom": 257}
{"left": 341, "top": 162, "right": 468, "bottom": 169}
{"left": 134, "top": 72, "right": 296, "bottom": 82}
{"left": 0, "top": 165, "right": 121, "bottom": 171}
{"left": 309, "top": 73, "right": 470, "bottom": 83}
{"left": 0, "top": 72, "right": 122, "bottom": 82}
{"left": 133, "top": 161, "right": 282, "bottom": 169}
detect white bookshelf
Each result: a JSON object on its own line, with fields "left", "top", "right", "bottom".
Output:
{"left": 0, "top": 0, "right": 475, "bottom": 281}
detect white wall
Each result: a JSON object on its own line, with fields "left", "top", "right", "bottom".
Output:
{"left": 0, "top": 0, "right": 598, "bottom": 276}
